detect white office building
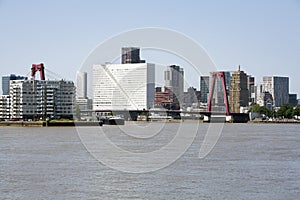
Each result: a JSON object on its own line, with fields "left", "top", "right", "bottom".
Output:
{"left": 9, "top": 80, "right": 75, "bottom": 120}
{"left": 93, "top": 63, "right": 155, "bottom": 110}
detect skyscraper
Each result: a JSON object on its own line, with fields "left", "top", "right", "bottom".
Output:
{"left": 262, "top": 76, "right": 289, "bottom": 107}
{"left": 76, "top": 71, "right": 87, "bottom": 99}
{"left": 2, "top": 74, "right": 27, "bottom": 95}
{"left": 229, "top": 66, "right": 249, "bottom": 113}
{"left": 121, "top": 47, "right": 145, "bottom": 64}
{"left": 200, "top": 76, "right": 209, "bottom": 103}
{"left": 164, "top": 65, "right": 184, "bottom": 108}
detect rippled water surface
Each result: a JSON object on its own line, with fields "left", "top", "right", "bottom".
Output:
{"left": 1, "top": 123, "right": 299, "bottom": 199}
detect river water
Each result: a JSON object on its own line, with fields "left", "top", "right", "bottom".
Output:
{"left": 0, "top": 123, "right": 299, "bottom": 199}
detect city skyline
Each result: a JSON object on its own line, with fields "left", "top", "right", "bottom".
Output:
{"left": 0, "top": 1, "right": 299, "bottom": 96}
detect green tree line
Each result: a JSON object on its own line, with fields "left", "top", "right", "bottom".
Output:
{"left": 249, "top": 104, "right": 300, "bottom": 119}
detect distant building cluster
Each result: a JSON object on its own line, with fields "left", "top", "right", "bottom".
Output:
{"left": 1, "top": 47, "right": 299, "bottom": 121}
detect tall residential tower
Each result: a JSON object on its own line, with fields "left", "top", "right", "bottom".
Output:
{"left": 229, "top": 66, "right": 249, "bottom": 113}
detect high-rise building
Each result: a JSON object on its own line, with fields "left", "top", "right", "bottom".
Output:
{"left": 121, "top": 47, "right": 145, "bottom": 64}
{"left": 229, "top": 66, "right": 249, "bottom": 113}
{"left": 76, "top": 71, "right": 87, "bottom": 99}
{"left": 164, "top": 65, "right": 184, "bottom": 108}
{"left": 200, "top": 76, "right": 209, "bottom": 103}
{"left": 9, "top": 80, "right": 75, "bottom": 120}
{"left": 262, "top": 76, "right": 289, "bottom": 107}
{"left": 2, "top": 74, "right": 27, "bottom": 95}
{"left": 93, "top": 63, "right": 155, "bottom": 110}
{"left": 247, "top": 75, "right": 255, "bottom": 105}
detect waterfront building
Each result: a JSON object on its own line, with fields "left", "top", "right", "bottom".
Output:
{"left": 0, "top": 95, "right": 10, "bottom": 120}
{"left": 229, "top": 66, "right": 249, "bottom": 113}
{"left": 262, "top": 76, "right": 289, "bottom": 107}
{"left": 93, "top": 63, "right": 155, "bottom": 110}
{"left": 9, "top": 80, "right": 75, "bottom": 120}
{"left": 164, "top": 65, "right": 184, "bottom": 108}
{"left": 200, "top": 76, "right": 209, "bottom": 103}
{"left": 2, "top": 74, "right": 27, "bottom": 95}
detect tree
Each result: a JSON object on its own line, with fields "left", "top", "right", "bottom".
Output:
{"left": 249, "top": 104, "right": 261, "bottom": 113}
{"left": 249, "top": 104, "right": 273, "bottom": 118}
{"left": 277, "top": 104, "right": 293, "bottom": 119}
{"left": 259, "top": 106, "right": 272, "bottom": 117}
{"left": 293, "top": 106, "right": 300, "bottom": 117}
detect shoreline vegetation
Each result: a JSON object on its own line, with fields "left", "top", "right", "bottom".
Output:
{"left": 0, "top": 119, "right": 299, "bottom": 127}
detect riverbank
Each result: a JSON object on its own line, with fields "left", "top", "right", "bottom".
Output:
{"left": 0, "top": 121, "right": 103, "bottom": 127}
{"left": 1, "top": 119, "right": 299, "bottom": 127}
{"left": 248, "top": 120, "right": 300, "bottom": 124}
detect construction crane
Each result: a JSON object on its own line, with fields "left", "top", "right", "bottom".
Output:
{"left": 31, "top": 63, "right": 45, "bottom": 80}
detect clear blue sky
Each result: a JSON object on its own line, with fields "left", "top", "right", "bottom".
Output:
{"left": 0, "top": 0, "right": 299, "bottom": 96}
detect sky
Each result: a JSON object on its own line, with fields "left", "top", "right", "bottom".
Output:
{"left": 0, "top": 0, "right": 300, "bottom": 96}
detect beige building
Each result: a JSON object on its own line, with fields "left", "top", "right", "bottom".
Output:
{"left": 229, "top": 66, "right": 249, "bottom": 113}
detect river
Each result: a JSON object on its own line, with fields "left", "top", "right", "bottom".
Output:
{"left": 1, "top": 123, "right": 299, "bottom": 199}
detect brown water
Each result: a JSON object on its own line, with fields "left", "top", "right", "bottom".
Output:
{"left": 1, "top": 123, "right": 299, "bottom": 199}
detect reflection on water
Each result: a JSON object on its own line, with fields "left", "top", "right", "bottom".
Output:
{"left": 0, "top": 123, "right": 299, "bottom": 199}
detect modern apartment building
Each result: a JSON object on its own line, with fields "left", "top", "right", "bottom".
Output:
{"left": 2, "top": 74, "right": 27, "bottom": 95}
{"left": 9, "top": 80, "right": 75, "bottom": 120}
{"left": 0, "top": 95, "right": 10, "bottom": 120}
